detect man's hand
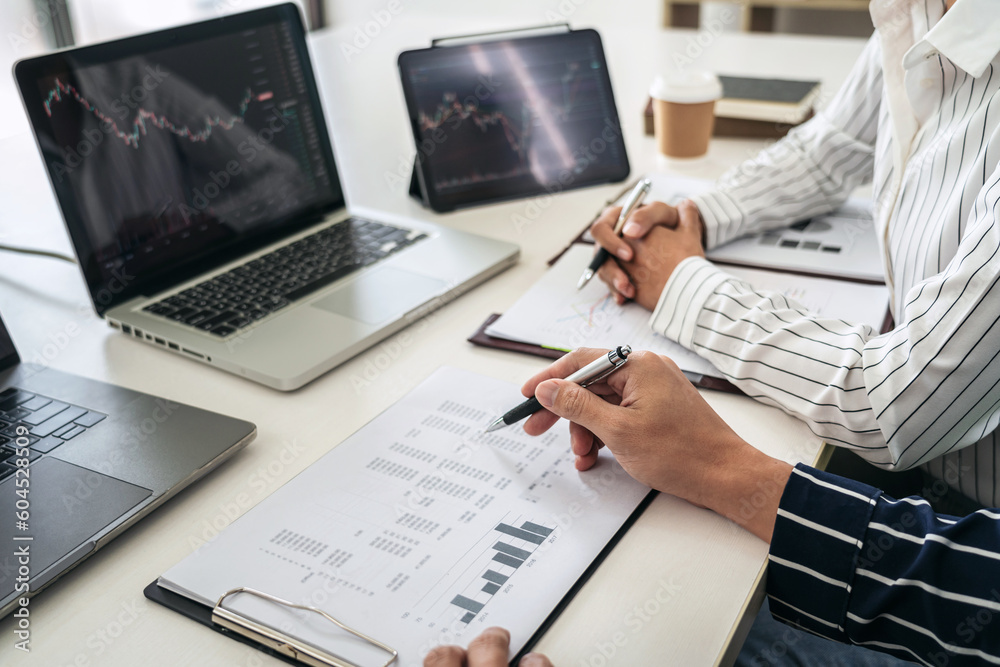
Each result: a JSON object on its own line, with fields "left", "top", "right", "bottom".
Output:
{"left": 589, "top": 200, "right": 705, "bottom": 307}
{"left": 519, "top": 348, "right": 792, "bottom": 542}
{"left": 424, "top": 627, "right": 552, "bottom": 667}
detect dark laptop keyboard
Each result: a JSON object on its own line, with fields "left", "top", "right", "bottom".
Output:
{"left": 142, "top": 217, "right": 428, "bottom": 337}
{"left": 0, "top": 387, "right": 106, "bottom": 479}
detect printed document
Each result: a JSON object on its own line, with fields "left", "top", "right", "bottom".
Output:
{"left": 487, "top": 244, "right": 889, "bottom": 380}
{"left": 158, "top": 367, "right": 650, "bottom": 666}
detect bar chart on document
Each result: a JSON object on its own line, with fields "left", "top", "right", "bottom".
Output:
{"left": 158, "top": 368, "right": 649, "bottom": 664}
{"left": 422, "top": 515, "right": 557, "bottom": 628}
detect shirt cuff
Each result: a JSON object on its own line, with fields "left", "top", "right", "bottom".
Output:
{"left": 767, "top": 464, "right": 881, "bottom": 642}
{"left": 687, "top": 189, "right": 744, "bottom": 249}
{"left": 648, "top": 256, "right": 731, "bottom": 349}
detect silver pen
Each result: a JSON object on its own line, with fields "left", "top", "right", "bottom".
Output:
{"left": 577, "top": 179, "right": 651, "bottom": 290}
{"left": 485, "top": 345, "right": 632, "bottom": 433}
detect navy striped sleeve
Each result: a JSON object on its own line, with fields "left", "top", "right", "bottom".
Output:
{"left": 768, "top": 464, "right": 1000, "bottom": 665}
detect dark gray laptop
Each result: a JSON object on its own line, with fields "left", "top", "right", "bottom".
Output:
{"left": 14, "top": 4, "right": 519, "bottom": 391}
{"left": 0, "top": 310, "right": 255, "bottom": 618}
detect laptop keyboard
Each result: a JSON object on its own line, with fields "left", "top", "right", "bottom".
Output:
{"left": 0, "top": 387, "right": 106, "bottom": 480}
{"left": 142, "top": 217, "right": 428, "bottom": 337}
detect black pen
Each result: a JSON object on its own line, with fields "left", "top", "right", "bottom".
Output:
{"left": 577, "top": 179, "right": 651, "bottom": 290}
{"left": 485, "top": 346, "right": 632, "bottom": 433}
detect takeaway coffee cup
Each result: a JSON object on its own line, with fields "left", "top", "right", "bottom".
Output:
{"left": 650, "top": 71, "right": 723, "bottom": 158}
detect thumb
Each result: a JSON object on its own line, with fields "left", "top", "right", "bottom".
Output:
{"left": 677, "top": 200, "right": 704, "bottom": 238}
{"left": 622, "top": 201, "right": 677, "bottom": 238}
{"left": 535, "top": 379, "right": 618, "bottom": 435}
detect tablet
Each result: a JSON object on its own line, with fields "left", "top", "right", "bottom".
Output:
{"left": 398, "top": 28, "right": 630, "bottom": 212}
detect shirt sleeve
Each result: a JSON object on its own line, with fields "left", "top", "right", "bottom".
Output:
{"left": 650, "top": 157, "right": 1000, "bottom": 470}
{"left": 768, "top": 463, "right": 1000, "bottom": 666}
{"left": 690, "top": 34, "right": 882, "bottom": 251}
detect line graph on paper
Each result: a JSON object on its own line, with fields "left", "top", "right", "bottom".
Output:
{"left": 554, "top": 292, "right": 615, "bottom": 328}
{"left": 485, "top": 245, "right": 720, "bottom": 376}
{"left": 525, "top": 275, "right": 664, "bottom": 353}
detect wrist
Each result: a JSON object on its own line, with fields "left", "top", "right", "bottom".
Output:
{"left": 702, "top": 442, "right": 792, "bottom": 543}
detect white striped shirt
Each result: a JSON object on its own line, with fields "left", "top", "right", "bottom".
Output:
{"left": 650, "top": 0, "right": 1000, "bottom": 506}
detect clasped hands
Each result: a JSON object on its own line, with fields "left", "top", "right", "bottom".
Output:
{"left": 589, "top": 198, "right": 706, "bottom": 308}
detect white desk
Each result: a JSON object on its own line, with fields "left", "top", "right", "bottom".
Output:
{"left": 0, "top": 19, "right": 866, "bottom": 667}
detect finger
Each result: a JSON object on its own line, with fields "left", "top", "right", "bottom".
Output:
{"left": 522, "top": 408, "right": 560, "bottom": 436}
{"left": 590, "top": 206, "right": 634, "bottom": 262}
{"left": 588, "top": 204, "right": 622, "bottom": 238}
{"left": 534, "top": 378, "right": 620, "bottom": 437}
{"left": 569, "top": 421, "right": 600, "bottom": 470}
{"left": 596, "top": 259, "right": 635, "bottom": 301}
{"left": 522, "top": 383, "right": 621, "bottom": 434}
{"left": 520, "top": 653, "right": 555, "bottom": 667}
{"left": 465, "top": 627, "right": 510, "bottom": 667}
{"left": 424, "top": 645, "right": 466, "bottom": 667}
{"left": 676, "top": 200, "right": 704, "bottom": 242}
{"left": 587, "top": 382, "right": 618, "bottom": 397}
{"left": 520, "top": 347, "right": 608, "bottom": 398}
{"left": 596, "top": 349, "right": 665, "bottom": 400}
{"left": 568, "top": 420, "right": 596, "bottom": 457}
{"left": 622, "top": 201, "right": 679, "bottom": 238}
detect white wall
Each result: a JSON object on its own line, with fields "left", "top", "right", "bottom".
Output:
{"left": 67, "top": 0, "right": 307, "bottom": 44}
{"left": 323, "top": 0, "right": 665, "bottom": 33}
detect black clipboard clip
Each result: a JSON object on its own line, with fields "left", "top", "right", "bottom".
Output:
{"left": 212, "top": 587, "right": 398, "bottom": 667}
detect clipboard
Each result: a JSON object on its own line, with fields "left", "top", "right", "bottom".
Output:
{"left": 467, "top": 313, "right": 743, "bottom": 395}
{"left": 144, "top": 490, "right": 658, "bottom": 667}
{"left": 143, "top": 583, "right": 397, "bottom": 667}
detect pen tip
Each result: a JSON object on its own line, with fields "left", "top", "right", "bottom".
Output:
{"left": 484, "top": 417, "right": 506, "bottom": 433}
{"left": 576, "top": 270, "right": 593, "bottom": 290}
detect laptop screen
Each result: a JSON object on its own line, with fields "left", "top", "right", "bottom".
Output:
{"left": 15, "top": 4, "right": 343, "bottom": 315}
{"left": 0, "top": 312, "right": 19, "bottom": 370}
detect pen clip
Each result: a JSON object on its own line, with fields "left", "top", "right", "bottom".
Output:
{"left": 212, "top": 587, "right": 398, "bottom": 667}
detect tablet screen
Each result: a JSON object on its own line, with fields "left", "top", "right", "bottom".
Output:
{"left": 398, "top": 29, "right": 629, "bottom": 212}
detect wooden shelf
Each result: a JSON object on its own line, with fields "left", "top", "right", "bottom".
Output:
{"left": 664, "top": 0, "right": 869, "bottom": 31}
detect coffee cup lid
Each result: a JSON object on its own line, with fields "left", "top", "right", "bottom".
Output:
{"left": 650, "top": 71, "right": 723, "bottom": 104}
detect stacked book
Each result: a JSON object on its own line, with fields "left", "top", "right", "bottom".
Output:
{"left": 645, "top": 74, "right": 820, "bottom": 139}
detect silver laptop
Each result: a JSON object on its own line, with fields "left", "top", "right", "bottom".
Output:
{"left": 15, "top": 4, "right": 518, "bottom": 391}
{"left": 0, "top": 309, "right": 255, "bottom": 618}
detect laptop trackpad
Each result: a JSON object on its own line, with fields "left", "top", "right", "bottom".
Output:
{"left": 0, "top": 458, "right": 152, "bottom": 598}
{"left": 311, "top": 266, "right": 447, "bottom": 325}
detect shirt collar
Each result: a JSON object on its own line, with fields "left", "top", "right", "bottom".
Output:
{"left": 924, "top": 0, "right": 1000, "bottom": 77}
